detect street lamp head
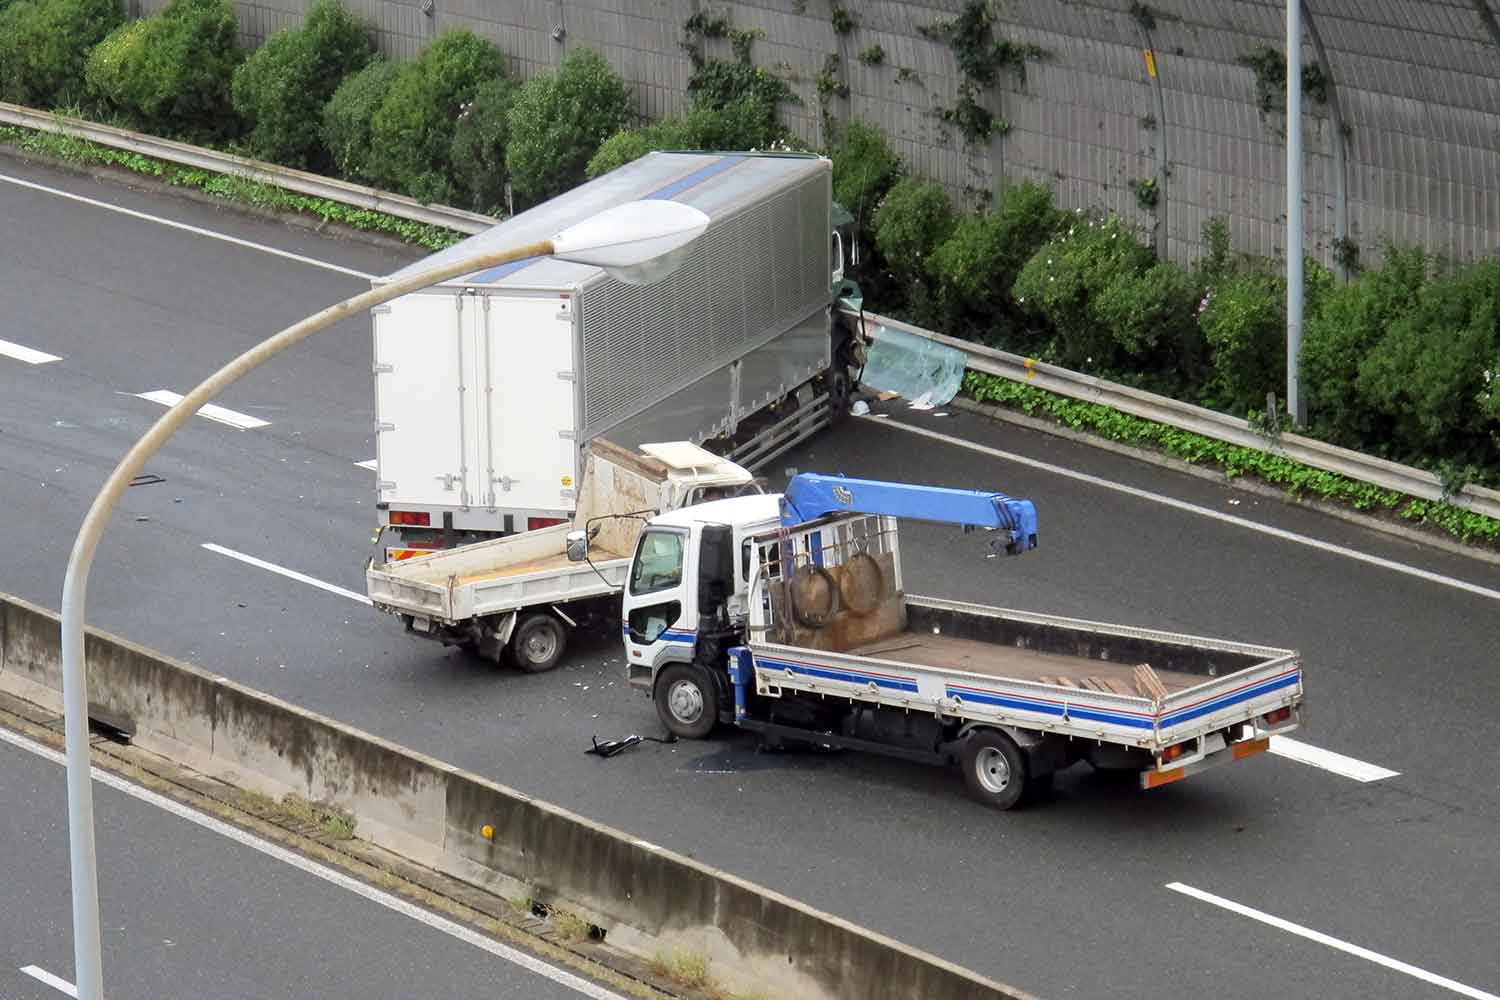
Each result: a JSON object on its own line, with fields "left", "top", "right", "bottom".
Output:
{"left": 549, "top": 200, "right": 711, "bottom": 285}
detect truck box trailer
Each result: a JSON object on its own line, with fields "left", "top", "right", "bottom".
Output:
{"left": 370, "top": 151, "right": 863, "bottom": 563}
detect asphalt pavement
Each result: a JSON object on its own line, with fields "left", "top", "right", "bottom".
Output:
{"left": 2, "top": 154, "right": 1497, "bottom": 1000}
{"left": 0, "top": 735, "right": 617, "bottom": 1000}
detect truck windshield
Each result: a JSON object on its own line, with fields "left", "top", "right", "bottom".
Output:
{"left": 629, "top": 529, "right": 686, "bottom": 595}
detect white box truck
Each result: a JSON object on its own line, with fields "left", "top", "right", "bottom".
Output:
{"left": 369, "top": 151, "right": 864, "bottom": 563}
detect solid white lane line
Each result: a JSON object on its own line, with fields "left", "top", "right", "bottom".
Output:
{"left": 0, "top": 171, "right": 375, "bottom": 280}
{"left": 19, "top": 966, "right": 77, "bottom": 997}
{"left": 0, "top": 731, "right": 628, "bottom": 1000}
{"left": 355, "top": 459, "right": 378, "bottom": 471}
{"left": 136, "top": 389, "right": 270, "bottom": 430}
{"left": 1269, "top": 736, "right": 1400, "bottom": 782}
{"left": 1166, "top": 883, "right": 1498, "bottom": 1000}
{"left": 0, "top": 338, "right": 62, "bottom": 365}
{"left": 872, "top": 417, "right": 1500, "bottom": 604}
{"left": 202, "top": 542, "right": 372, "bottom": 605}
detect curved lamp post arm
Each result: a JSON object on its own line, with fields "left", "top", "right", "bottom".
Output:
{"left": 58, "top": 237, "right": 553, "bottom": 1000}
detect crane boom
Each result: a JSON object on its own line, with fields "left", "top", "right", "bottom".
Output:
{"left": 779, "top": 474, "right": 1038, "bottom": 555}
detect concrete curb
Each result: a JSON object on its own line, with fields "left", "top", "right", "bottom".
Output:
{"left": 946, "top": 395, "right": 1500, "bottom": 570}
{"left": 0, "top": 591, "right": 1038, "bottom": 1000}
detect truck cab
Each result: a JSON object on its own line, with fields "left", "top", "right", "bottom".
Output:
{"left": 618, "top": 494, "right": 780, "bottom": 732}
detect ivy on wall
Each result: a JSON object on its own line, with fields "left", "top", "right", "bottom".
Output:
{"left": 918, "top": 0, "right": 1044, "bottom": 143}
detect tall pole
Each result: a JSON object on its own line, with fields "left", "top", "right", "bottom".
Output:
{"left": 57, "top": 238, "right": 551, "bottom": 1000}
{"left": 57, "top": 196, "right": 709, "bottom": 1000}
{"left": 1286, "top": 0, "right": 1306, "bottom": 426}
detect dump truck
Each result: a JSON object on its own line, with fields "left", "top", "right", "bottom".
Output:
{"left": 366, "top": 439, "right": 758, "bottom": 672}
{"left": 595, "top": 474, "right": 1304, "bottom": 808}
{"left": 369, "top": 150, "right": 865, "bottom": 563}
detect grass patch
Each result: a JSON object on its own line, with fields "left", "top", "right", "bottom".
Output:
{"left": 650, "top": 950, "right": 713, "bottom": 990}
{"left": 550, "top": 908, "right": 592, "bottom": 942}
{"left": 275, "top": 793, "right": 357, "bottom": 839}
{"left": 0, "top": 119, "right": 468, "bottom": 251}
{"left": 963, "top": 371, "right": 1500, "bottom": 547}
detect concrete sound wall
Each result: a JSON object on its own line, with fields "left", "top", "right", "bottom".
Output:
{"left": 126, "top": 0, "right": 1500, "bottom": 271}
{"left": 0, "top": 592, "right": 1035, "bottom": 1000}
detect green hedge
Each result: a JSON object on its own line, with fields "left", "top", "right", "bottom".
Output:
{"left": 321, "top": 58, "right": 398, "bottom": 184}
{"left": 366, "top": 30, "right": 508, "bottom": 204}
{"left": 506, "top": 48, "right": 632, "bottom": 208}
{"left": 0, "top": 0, "right": 120, "bottom": 108}
{"left": 85, "top": 0, "right": 241, "bottom": 140}
{"left": 231, "top": 0, "right": 373, "bottom": 169}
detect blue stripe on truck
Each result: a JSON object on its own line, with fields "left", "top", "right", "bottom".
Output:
{"left": 946, "top": 686, "right": 1156, "bottom": 730}
{"left": 1159, "top": 671, "right": 1301, "bottom": 728}
{"left": 756, "top": 657, "right": 920, "bottom": 694}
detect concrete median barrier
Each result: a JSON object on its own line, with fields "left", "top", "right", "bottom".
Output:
{"left": 0, "top": 591, "right": 1036, "bottom": 1000}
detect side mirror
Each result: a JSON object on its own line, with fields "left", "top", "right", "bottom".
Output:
{"left": 566, "top": 530, "right": 589, "bottom": 562}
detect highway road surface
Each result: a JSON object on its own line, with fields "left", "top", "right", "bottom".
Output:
{"left": 2, "top": 155, "right": 1498, "bottom": 1000}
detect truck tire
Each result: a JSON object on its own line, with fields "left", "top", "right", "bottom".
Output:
{"left": 654, "top": 663, "right": 717, "bottom": 739}
{"left": 510, "top": 613, "right": 567, "bottom": 673}
{"left": 960, "top": 729, "right": 1029, "bottom": 810}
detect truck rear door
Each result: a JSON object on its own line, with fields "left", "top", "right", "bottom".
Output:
{"left": 373, "top": 291, "right": 475, "bottom": 508}
{"left": 481, "top": 292, "right": 578, "bottom": 516}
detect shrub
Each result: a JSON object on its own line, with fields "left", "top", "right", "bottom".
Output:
{"left": 829, "top": 120, "right": 902, "bottom": 222}
{"left": 1198, "top": 270, "right": 1286, "bottom": 413}
{"left": 506, "top": 48, "right": 633, "bottom": 207}
{"left": 873, "top": 179, "right": 956, "bottom": 289}
{"left": 231, "top": 0, "right": 373, "bottom": 169}
{"left": 1301, "top": 244, "right": 1430, "bottom": 446}
{"left": 86, "top": 0, "right": 242, "bottom": 140}
{"left": 0, "top": 0, "right": 121, "bottom": 108}
{"left": 584, "top": 99, "right": 790, "bottom": 179}
{"left": 926, "top": 182, "right": 1064, "bottom": 345}
{"left": 448, "top": 75, "right": 518, "bottom": 214}
{"left": 1093, "top": 261, "right": 1206, "bottom": 388}
{"left": 1355, "top": 259, "right": 1500, "bottom": 464}
{"left": 366, "top": 30, "right": 507, "bottom": 202}
{"left": 1012, "top": 215, "right": 1155, "bottom": 369}
{"left": 321, "top": 58, "right": 398, "bottom": 183}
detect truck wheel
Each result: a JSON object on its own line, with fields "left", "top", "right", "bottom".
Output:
{"left": 826, "top": 365, "right": 853, "bottom": 424}
{"left": 510, "top": 613, "right": 567, "bottom": 673}
{"left": 960, "top": 729, "right": 1028, "bottom": 810}
{"left": 654, "top": 663, "right": 716, "bottom": 739}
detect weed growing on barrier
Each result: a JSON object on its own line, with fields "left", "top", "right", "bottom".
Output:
{"left": 962, "top": 371, "right": 1500, "bottom": 546}
{"left": 0, "top": 122, "right": 466, "bottom": 250}
{"left": 549, "top": 909, "right": 592, "bottom": 942}
{"left": 650, "top": 949, "right": 713, "bottom": 990}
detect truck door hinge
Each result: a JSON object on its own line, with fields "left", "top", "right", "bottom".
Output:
{"left": 494, "top": 476, "right": 519, "bottom": 492}
{"left": 435, "top": 473, "right": 458, "bottom": 492}
{"left": 376, "top": 480, "right": 396, "bottom": 491}
{"left": 373, "top": 363, "right": 394, "bottom": 374}
{"left": 376, "top": 421, "right": 396, "bottom": 433}
{"left": 559, "top": 488, "right": 576, "bottom": 500}
{"left": 556, "top": 371, "right": 575, "bottom": 381}
{"left": 370, "top": 305, "right": 392, "bottom": 316}
{"left": 558, "top": 429, "right": 575, "bottom": 440}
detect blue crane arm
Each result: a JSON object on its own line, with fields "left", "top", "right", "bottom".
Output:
{"left": 779, "top": 474, "right": 1038, "bottom": 555}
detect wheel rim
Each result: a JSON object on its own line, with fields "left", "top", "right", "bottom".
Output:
{"left": 667, "top": 679, "right": 704, "bottom": 724}
{"left": 974, "top": 746, "right": 1012, "bottom": 794}
{"left": 523, "top": 627, "right": 558, "bottom": 664}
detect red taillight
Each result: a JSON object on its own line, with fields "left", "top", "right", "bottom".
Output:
{"left": 1161, "top": 743, "right": 1187, "bottom": 764}
{"left": 1262, "top": 707, "right": 1292, "bottom": 725}
{"left": 389, "top": 511, "right": 431, "bottom": 526}
{"left": 528, "top": 517, "right": 566, "bottom": 531}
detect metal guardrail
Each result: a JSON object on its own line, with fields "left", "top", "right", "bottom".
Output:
{"left": 0, "top": 102, "right": 497, "bottom": 235}
{"left": 6, "top": 101, "right": 1493, "bottom": 522}
{"left": 853, "top": 309, "right": 1500, "bottom": 522}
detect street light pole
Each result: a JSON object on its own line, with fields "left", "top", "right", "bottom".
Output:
{"left": 58, "top": 200, "right": 710, "bottom": 1000}
{"left": 1286, "top": 0, "right": 1306, "bottom": 427}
